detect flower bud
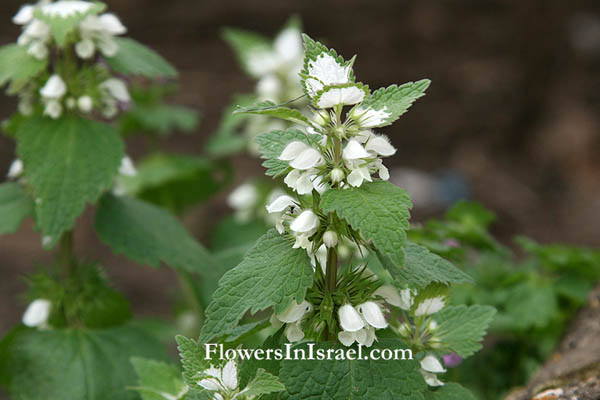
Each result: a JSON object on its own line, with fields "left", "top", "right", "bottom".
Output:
{"left": 313, "top": 109, "right": 330, "bottom": 127}
{"left": 323, "top": 230, "right": 338, "bottom": 248}
{"left": 330, "top": 168, "right": 345, "bottom": 183}
{"left": 398, "top": 322, "right": 411, "bottom": 337}
{"left": 78, "top": 95, "right": 93, "bottom": 113}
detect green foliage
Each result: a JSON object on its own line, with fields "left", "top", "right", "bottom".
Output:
{"left": 352, "top": 80, "right": 430, "bottom": 128}
{"left": 0, "top": 323, "right": 166, "bottom": 400}
{"left": 222, "top": 28, "right": 271, "bottom": 77}
{"left": 424, "top": 383, "right": 477, "bottom": 400}
{"left": 176, "top": 335, "right": 208, "bottom": 388}
{"left": 234, "top": 101, "right": 310, "bottom": 126}
{"left": 95, "top": 194, "right": 218, "bottom": 273}
{"left": 25, "top": 263, "right": 132, "bottom": 329}
{"left": 117, "top": 153, "right": 231, "bottom": 214}
{"left": 244, "top": 368, "right": 285, "bottom": 397}
{"left": 131, "top": 357, "right": 188, "bottom": 400}
{"left": 279, "top": 340, "right": 426, "bottom": 399}
{"left": 256, "top": 128, "right": 319, "bottom": 177}
{"left": 34, "top": 2, "right": 105, "bottom": 46}
{"left": 433, "top": 305, "right": 496, "bottom": 357}
{"left": 0, "top": 44, "right": 47, "bottom": 88}
{"left": 105, "top": 38, "right": 177, "bottom": 78}
{"left": 16, "top": 115, "right": 124, "bottom": 247}
{"left": 205, "top": 95, "right": 254, "bottom": 157}
{"left": 321, "top": 181, "right": 412, "bottom": 266}
{"left": 200, "top": 229, "right": 313, "bottom": 342}
{"left": 0, "top": 182, "right": 33, "bottom": 235}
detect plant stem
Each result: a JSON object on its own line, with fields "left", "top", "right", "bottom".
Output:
{"left": 59, "top": 231, "right": 75, "bottom": 279}
{"left": 326, "top": 247, "right": 338, "bottom": 293}
{"left": 176, "top": 270, "right": 204, "bottom": 324}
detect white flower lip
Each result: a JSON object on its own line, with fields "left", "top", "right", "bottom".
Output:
{"left": 290, "top": 210, "right": 319, "bottom": 233}
{"left": 266, "top": 195, "right": 296, "bottom": 213}
{"left": 41, "top": 1, "right": 94, "bottom": 18}
{"left": 357, "top": 301, "right": 388, "bottom": 329}
{"left": 316, "top": 86, "right": 366, "bottom": 109}
{"left": 98, "top": 13, "right": 126, "bottom": 35}
{"left": 421, "top": 355, "right": 447, "bottom": 373}
{"left": 289, "top": 148, "right": 323, "bottom": 170}
{"left": 13, "top": 5, "right": 35, "bottom": 25}
{"left": 338, "top": 303, "right": 365, "bottom": 332}
{"left": 343, "top": 140, "right": 370, "bottom": 160}
{"left": 40, "top": 75, "right": 67, "bottom": 99}
{"left": 414, "top": 296, "right": 446, "bottom": 316}
{"left": 22, "top": 298, "right": 51, "bottom": 327}
{"left": 279, "top": 141, "right": 309, "bottom": 161}
{"left": 366, "top": 135, "right": 396, "bottom": 156}
{"left": 277, "top": 300, "right": 312, "bottom": 323}
{"left": 285, "top": 322, "right": 305, "bottom": 342}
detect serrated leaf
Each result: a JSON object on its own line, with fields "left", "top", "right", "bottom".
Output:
{"left": 175, "top": 335, "right": 209, "bottom": 388}
{"left": 383, "top": 242, "right": 473, "bottom": 288}
{"left": 0, "top": 44, "right": 47, "bottom": 87}
{"left": 424, "top": 383, "right": 477, "bottom": 400}
{"left": 244, "top": 368, "right": 285, "bottom": 397}
{"left": 433, "top": 305, "right": 496, "bottom": 357}
{"left": 130, "top": 357, "right": 188, "bottom": 400}
{"left": 16, "top": 115, "right": 124, "bottom": 247}
{"left": 0, "top": 323, "right": 166, "bottom": 400}
{"left": 34, "top": 2, "right": 105, "bottom": 46}
{"left": 0, "top": 183, "right": 33, "bottom": 235}
{"left": 351, "top": 80, "right": 430, "bottom": 128}
{"left": 94, "top": 194, "right": 218, "bottom": 273}
{"left": 255, "top": 128, "right": 318, "bottom": 177}
{"left": 200, "top": 229, "right": 313, "bottom": 343}
{"left": 105, "top": 38, "right": 177, "bottom": 78}
{"left": 279, "top": 340, "right": 426, "bottom": 399}
{"left": 234, "top": 101, "right": 310, "bottom": 126}
{"left": 321, "top": 181, "right": 412, "bottom": 266}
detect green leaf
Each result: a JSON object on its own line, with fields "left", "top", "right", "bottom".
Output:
{"left": 117, "top": 153, "right": 231, "bottom": 214}
{"left": 351, "top": 80, "right": 430, "bottom": 128}
{"left": 0, "top": 44, "right": 47, "bottom": 87}
{"left": 234, "top": 101, "right": 310, "bottom": 126}
{"left": 34, "top": 2, "right": 105, "bottom": 46}
{"left": 0, "top": 183, "right": 33, "bottom": 235}
{"left": 279, "top": 340, "right": 426, "bottom": 399}
{"left": 16, "top": 115, "right": 124, "bottom": 247}
{"left": 424, "top": 383, "right": 477, "bottom": 400}
{"left": 0, "top": 323, "right": 167, "bottom": 400}
{"left": 387, "top": 242, "right": 473, "bottom": 288}
{"left": 105, "top": 38, "right": 177, "bottom": 78}
{"left": 205, "top": 96, "right": 254, "bottom": 157}
{"left": 200, "top": 229, "right": 313, "bottom": 343}
{"left": 175, "top": 335, "right": 208, "bottom": 388}
{"left": 120, "top": 104, "right": 199, "bottom": 136}
{"left": 222, "top": 28, "right": 271, "bottom": 77}
{"left": 255, "top": 128, "right": 318, "bottom": 177}
{"left": 321, "top": 181, "right": 412, "bottom": 266}
{"left": 244, "top": 368, "right": 285, "bottom": 397}
{"left": 94, "top": 194, "right": 218, "bottom": 273}
{"left": 433, "top": 305, "right": 496, "bottom": 357}
{"left": 130, "top": 357, "right": 188, "bottom": 400}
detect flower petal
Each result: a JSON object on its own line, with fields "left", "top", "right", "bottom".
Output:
{"left": 366, "top": 135, "right": 396, "bottom": 156}
{"left": 266, "top": 195, "right": 297, "bottom": 213}
{"left": 285, "top": 323, "right": 305, "bottom": 342}
{"left": 357, "top": 301, "right": 388, "bottom": 329}
{"left": 338, "top": 331, "right": 355, "bottom": 347}
{"left": 290, "top": 210, "right": 319, "bottom": 233}
{"left": 40, "top": 75, "right": 67, "bottom": 99}
{"left": 277, "top": 300, "right": 312, "bottom": 323}
{"left": 343, "top": 140, "right": 370, "bottom": 160}
{"left": 279, "top": 141, "right": 309, "bottom": 161}
{"left": 421, "top": 355, "right": 447, "bottom": 373}
{"left": 289, "top": 148, "right": 323, "bottom": 170}
{"left": 414, "top": 296, "right": 446, "bottom": 316}
{"left": 22, "top": 299, "right": 51, "bottom": 327}
{"left": 338, "top": 304, "right": 365, "bottom": 332}
{"left": 221, "top": 360, "right": 238, "bottom": 391}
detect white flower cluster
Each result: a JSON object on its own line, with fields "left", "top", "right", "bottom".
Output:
{"left": 420, "top": 354, "right": 446, "bottom": 387}
{"left": 198, "top": 360, "right": 240, "bottom": 400}
{"left": 337, "top": 301, "right": 388, "bottom": 347}
{"left": 14, "top": 0, "right": 126, "bottom": 61}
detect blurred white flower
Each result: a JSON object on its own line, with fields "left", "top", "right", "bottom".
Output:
{"left": 22, "top": 299, "right": 51, "bottom": 328}
{"left": 323, "top": 230, "right": 338, "bottom": 248}
{"left": 7, "top": 159, "right": 24, "bottom": 179}
{"left": 41, "top": 1, "right": 93, "bottom": 18}
{"left": 40, "top": 75, "right": 67, "bottom": 99}
{"left": 100, "top": 78, "right": 130, "bottom": 103}
{"left": 43, "top": 100, "right": 63, "bottom": 119}
{"left": 118, "top": 156, "right": 137, "bottom": 177}
{"left": 77, "top": 95, "right": 93, "bottom": 112}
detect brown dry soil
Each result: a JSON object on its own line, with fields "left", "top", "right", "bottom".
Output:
{"left": 1, "top": 1, "right": 600, "bottom": 397}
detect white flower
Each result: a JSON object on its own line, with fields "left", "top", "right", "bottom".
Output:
{"left": 256, "top": 74, "right": 282, "bottom": 99}
{"left": 118, "top": 156, "right": 137, "bottom": 177}
{"left": 357, "top": 301, "right": 388, "bottom": 329}
{"left": 292, "top": 233, "right": 312, "bottom": 250}
{"left": 343, "top": 140, "right": 370, "bottom": 160}
{"left": 346, "top": 165, "right": 372, "bottom": 187}
{"left": 277, "top": 300, "right": 312, "bottom": 323}
{"left": 284, "top": 169, "right": 313, "bottom": 195}
{"left": 100, "top": 78, "right": 130, "bottom": 102}
{"left": 77, "top": 95, "right": 93, "bottom": 112}
{"left": 274, "top": 28, "right": 303, "bottom": 63}
{"left": 18, "top": 20, "right": 50, "bottom": 45}
{"left": 374, "top": 285, "right": 401, "bottom": 307}
{"left": 338, "top": 326, "right": 376, "bottom": 347}
{"left": 44, "top": 100, "right": 63, "bottom": 119}
{"left": 266, "top": 195, "right": 297, "bottom": 214}
{"left": 420, "top": 354, "right": 446, "bottom": 387}
{"left": 350, "top": 107, "right": 391, "bottom": 128}
{"left": 284, "top": 323, "right": 305, "bottom": 343}
{"left": 7, "top": 159, "right": 24, "bottom": 179}
{"left": 323, "top": 230, "right": 338, "bottom": 248}
{"left": 290, "top": 210, "right": 319, "bottom": 233}
{"left": 279, "top": 141, "right": 310, "bottom": 161}
{"left": 22, "top": 299, "right": 51, "bottom": 328}
{"left": 13, "top": 5, "right": 35, "bottom": 25}
{"left": 227, "top": 183, "right": 258, "bottom": 211}
{"left": 198, "top": 360, "right": 238, "bottom": 393}
{"left": 41, "top": 1, "right": 94, "bottom": 18}
{"left": 330, "top": 168, "right": 345, "bottom": 184}
{"left": 316, "top": 85, "right": 366, "bottom": 109}
{"left": 97, "top": 13, "right": 126, "bottom": 35}
{"left": 338, "top": 304, "right": 365, "bottom": 332}
{"left": 27, "top": 41, "right": 48, "bottom": 60}
{"left": 40, "top": 75, "right": 67, "bottom": 99}
{"left": 304, "top": 53, "right": 352, "bottom": 97}
{"left": 414, "top": 296, "right": 446, "bottom": 316}
{"left": 75, "top": 38, "right": 95, "bottom": 59}
{"left": 289, "top": 147, "right": 323, "bottom": 170}
{"left": 365, "top": 135, "right": 396, "bottom": 156}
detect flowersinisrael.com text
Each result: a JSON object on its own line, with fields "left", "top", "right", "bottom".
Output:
{"left": 205, "top": 343, "right": 413, "bottom": 362}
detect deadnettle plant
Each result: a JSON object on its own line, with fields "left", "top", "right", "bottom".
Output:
{"left": 173, "top": 34, "right": 496, "bottom": 400}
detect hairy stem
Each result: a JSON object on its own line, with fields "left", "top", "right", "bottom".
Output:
{"left": 59, "top": 231, "right": 75, "bottom": 280}
{"left": 326, "top": 246, "right": 338, "bottom": 293}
